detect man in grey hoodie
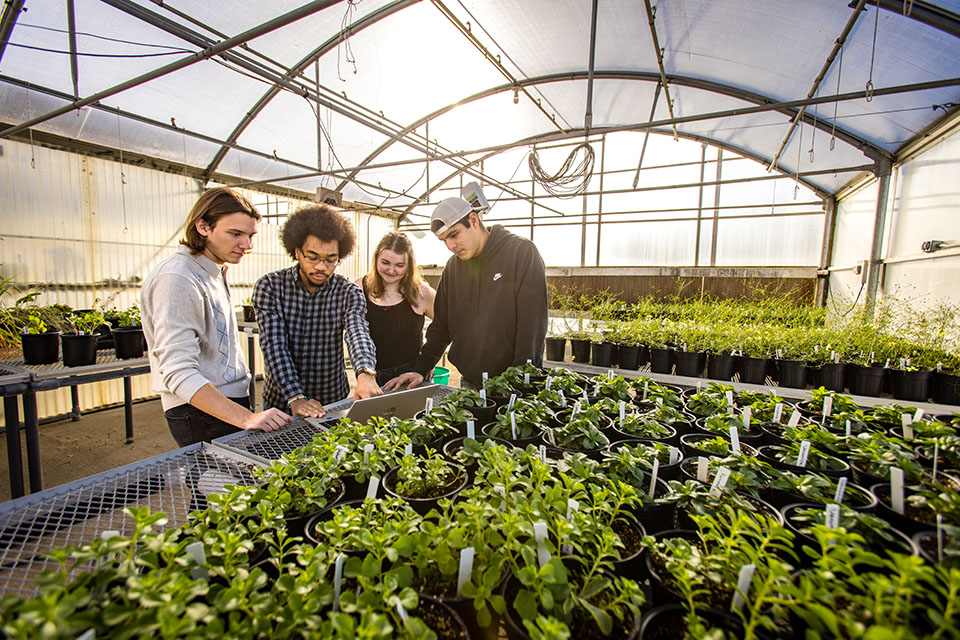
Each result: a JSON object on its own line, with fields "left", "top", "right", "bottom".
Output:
{"left": 142, "top": 187, "right": 292, "bottom": 447}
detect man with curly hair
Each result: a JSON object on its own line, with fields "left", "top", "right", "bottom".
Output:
{"left": 253, "top": 204, "right": 381, "bottom": 417}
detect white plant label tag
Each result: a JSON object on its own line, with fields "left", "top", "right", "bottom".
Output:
{"left": 697, "top": 457, "right": 709, "bottom": 482}
{"left": 526, "top": 359, "right": 532, "bottom": 364}
{"left": 649, "top": 459, "right": 660, "bottom": 499}
{"left": 101, "top": 530, "right": 120, "bottom": 540}
{"left": 643, "top": 381, "right": 649, "bottom": 401}
{"left": 366, "top": 475, "right": 380, "bottom": 500}
{"left": 825, "top": 503, "right": 841, "bottom": 530}
{"left": 482, "top": 372, "right": 488, "bottom": 382}
{"left": 494, "top": 484, "right": 506, "bottom": 499}
{"left": 457, "top": 547, "right": 475, "bottom": 597}
{"left": 425, "top": 397, "right": 434, "bottom": 412}
{"left": 480, "top": 389, "right": 486, "bottom": 402}
{"left": 404, "top": 443, "right": 413, "bottom": 456}
{"left": 901, "top": 414, "right": 914, "bottom": 440}
{"left": 697, "top": 381, "right": 702, "bottom": 391}
{"left": 186, "top": 541, "right": 207, "bottom": 566}
{"left": 544, "top": 426, "right": 556, "bottom": 446}
{"left": 77, "top": 631, "right": 95, "bottom": 640}
{"left": 656, "top": 396, "right": 663, "bottom": 407}
{"left": 669, "top": 447, "right": 679, "bottom": 465}
{"left": 890, "top": 467, "right": 905, "bottom": 515}
{"left": 796, "top": 441, "right": 811, "bottom": 468}
{"left": 559, "top": 390, "right": 566, "bottom": 408}
{"left": 619, "top": 401, "right": 626, "bottom": 428}
{"left": 572, "top": 400, "right": 582, "bottom": 416}
{"left": 822, "top": 396, "right": 833, "bottom": 418}
{"left": 396, "top": 600, "right": 408, "bottom": 622}
{"left": 334, "top": 445, "right": 347, "bottom": 463}
{"left": 508, "top": 393, "right": 517, "bottom": 410}
{"left": 524, "top": 373, "right": 530, "bottom": 385}
{"left": 730, "top": 564, "right": 756, "bottom": 612}
{"left": 594, "top": 381, "right": 600, "bottom": 395}
{"left": 533, "top": 522, "right": 551, "bottom": 568}
{"left": 562, "top": 499, "right": 580, "bottom": 554}
{"left": 582, "top": 389, "right": 589, "bottom": 401}
{"left": 725, "top": 391, "right": 735, "bottom": 414}
{"left": 914, "top": 409, "right": 925, "bottom": 422}
{"left": 845, "top": 420, "right": 852, "bottom": 437}
{"left": 333, "top": 552, "right": 345, "bottom": 612}
{"left": 539, "top": 445, "right": 547, "bottom": 463}
{"left": 545, "top": 377, "right": 552, "bottom": 390}
{"left": 607, "top": 369, "right": 614, "bottom": 380}
{"left": 510, "top": 413, "right": 518, "bottom": 440}
{"left": 363, "top": 443, "right": 373, "bottom": 464}
{"left": 933, "top": 443, "right": 940, "bottom": 481}
{"left": 730, "top": 427, "right": 741, "bottom": 453}
{"left": 742, "top": 407, "right": 752, "bottom": 430}
{"left": 773, "top": 403, "right": 783, "bottom": 424}
{"left": 466, "top": 419, "right": 476, "bottom": 440}
{"left": 834, "top": 477, "right": 848, "bottom": 503}
{"left": 709, "top": 466, "right": 731, "bottom": 497}
{"left": 787, "top": 410, "right": 801, "bottom": 428}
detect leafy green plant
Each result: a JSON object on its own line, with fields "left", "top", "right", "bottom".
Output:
{"left": 393, "top": 450, "right": 459, "bottom": 499}
{"left": 70, "top": 310, "right": 106, "bottom": 335}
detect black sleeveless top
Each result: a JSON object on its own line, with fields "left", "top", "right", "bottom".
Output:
{"left": 362, "top": 279, "right": 425, "bottom": 369}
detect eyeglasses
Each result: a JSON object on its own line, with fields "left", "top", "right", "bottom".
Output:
{"left": 299, "top": 249, "right": 340, "bottom": 267}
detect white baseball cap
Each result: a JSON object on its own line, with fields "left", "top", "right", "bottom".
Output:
{"left": 431, "top": 198, "right": 474, "bottom": 236}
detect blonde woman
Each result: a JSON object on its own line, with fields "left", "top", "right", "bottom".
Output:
{"left": 357, "top": 232, "right": 436, "bottom": 386}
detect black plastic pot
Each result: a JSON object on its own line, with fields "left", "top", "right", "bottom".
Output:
{"left": 871, "top": 483, "right": 937, "bottom": 536}
{"left": 889, "top": 369, "right": 932, "bottom": 402}
{"left": 382, "top": 460, "right": 468, "bottom": 516}
{"left": 674, "top": 350, "right": 706, "bottom": 378}
{"left": 544, "top": 337, "right": 566, "bottom": 362}
{"left": 775, "top": 359, "right": 808, "bottom": 389}
{"left": 591, "top": 341, "right": 616, "bottom": 368}
{"left": 680, "top": 432, "right": 758, "bottom": 460}
{"left": 847, "top": 363, "right": 887, "bottom": 397}
{"left": 639, "top": 604, "right": 760, "bottom": 640}
{"left": 737, "top": 355, "right": 770, "bottom": 384}
{"left": 913, "top": 530, "right": 959, "bottom": 568}
{"left": 706, "top": 353, "right": 737, "bottom": 381}
{"left": 932, "top": 371, "right": 960, "bottom": 406}
{"left": 466, "top": 400, "right": 498, "bottom": 425}
{"left": 644, "top": 529, "right": 700, "bottom": 608}
{"left": 112, "top": 326, "right": 145, "bottom": 359}
{"left": 649, "top": 347, "right": 674, "bottom": 374}
{"left": 816, "top": 362, "right": 847, "bottom": 392}
{"left": 61, "top": 333, "right": 98, "bottom": 367}
{"left": 284, "top": 478, "right": 346, "bottom": 539}
{"left": 242, "top": 305, "right": 256, "bottom": 323}
{"left": 442, "top": 434, "right": 511, "bottom": 483}
{"left": 617, "top": 344, "right": 646, "bottom": 371}
{"left": 19, "top": 331, "right": 61, "bottom": 365}
{"left": 608, "top": 438, "right": 683, "bottom": 482}
{"left": 570, "top": 339, "right": 591, "bottom": 364}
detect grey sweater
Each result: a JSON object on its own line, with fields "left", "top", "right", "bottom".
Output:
{"left": 141, "top": 246, "right": 251, "bottom": 411}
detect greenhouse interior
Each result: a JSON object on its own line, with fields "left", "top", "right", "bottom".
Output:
{"left": 1, "top": 0, "right": 960, "bottom": 637}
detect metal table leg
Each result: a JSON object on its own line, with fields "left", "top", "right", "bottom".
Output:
{"left": 4, "top": 394, "right": 24, "bottom": 498}
{"left": 70, "top": 385, "right": 81, "bottom": 420}
{"left": 123, "top": 376, "right": 134, "bottom": 444}
{"left": 21, "top": 389, "right": 42, "bottom": 493}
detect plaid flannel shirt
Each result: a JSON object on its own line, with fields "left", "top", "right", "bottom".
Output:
{"left": 253, "top": 266, "right": 376, "bottom": 409}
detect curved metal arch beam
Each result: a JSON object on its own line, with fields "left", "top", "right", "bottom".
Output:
{"left": 400, "top": 127, "right": 835, "bottom": 218}
{"left": 202, "top": 0, "right": 421, "bottom": 182}
{"left": 336, "top": 69, "right": 889, "bottom": 194}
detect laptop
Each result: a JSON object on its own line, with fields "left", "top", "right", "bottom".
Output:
{"left": 306, "top": 384, "right": 441, "bottom": 426}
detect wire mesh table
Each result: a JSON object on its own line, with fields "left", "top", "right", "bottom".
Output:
{"left": 0, "top": 350, "right": 151, "bottom": 494}
{"left": 0, "top": 443, "right": 263, "bottom": 599}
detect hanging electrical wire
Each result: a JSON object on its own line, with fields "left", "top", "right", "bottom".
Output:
{"left": 528, "top": 142, "right": 595, "bottom": 198}
{"left": 338, "top": 0, "right": 360, "bottom": 81}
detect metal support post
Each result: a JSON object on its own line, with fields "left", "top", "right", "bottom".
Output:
{"left": 123, "top": 377, "right": 134, "bottom": 444}
{"left": 21, "top": 390, "right": 41, "bottom": 492}
{"left": 865, "top": 158, "right": 893, "bottom": 316}
{"left": 70, "top": 385, "right": 81, "bottom": 420}
{"left": 4, "top": 394, "right": 24, "bottom": 498}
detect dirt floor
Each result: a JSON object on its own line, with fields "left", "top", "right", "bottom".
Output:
{"left": 0, "top": 366, "right": 461, "bottom": 503}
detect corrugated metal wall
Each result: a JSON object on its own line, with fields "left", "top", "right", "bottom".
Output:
{"left": 0, "top": 138, "right": 394, "bottom": 422}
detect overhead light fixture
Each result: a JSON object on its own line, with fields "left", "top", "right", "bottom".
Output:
{"left": 513, "top": 88, "right": 519, "bottom": 104}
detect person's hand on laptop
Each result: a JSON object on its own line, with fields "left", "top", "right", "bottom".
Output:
{"left": 289, "top": 397, "right": 325, "bottom": 418}
{"left": 383, "top": 371, "right": 424, "bottom": 392}
{"left": 355, "top": 373, "right": 384, "bottom": 400}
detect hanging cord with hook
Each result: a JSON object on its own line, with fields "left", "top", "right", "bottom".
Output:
{"left": 338, "top": 0, "right": 359, "bottom": 81}
{"left": 116, "top": 113, "right": 128, "bottom": 234}
{"left": 902, "top": 0, "right": 915, "bottom": 16}
{"left": 830, "top": 45, "right": 843, "bottom": 151}
{"left": 794, "top": 119, "right": 803, "bottom": 199}
{"left": 25, "top": 84, "right": 36, "bottom": 169}
{"left": 809, "top": 86, "right": 819, "bottom": 163}
{"left": 866, "top": 0, "right": 881, "bottom": 101}
{"left": 528, "top": 142, "right": 595, "bottom": 198}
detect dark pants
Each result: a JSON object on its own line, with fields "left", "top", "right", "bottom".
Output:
{"left": 376, "top": 360, "right": 417, "bottom": 387}
{"left": 163, "top": 396, "right": 249, "bottom": 447}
